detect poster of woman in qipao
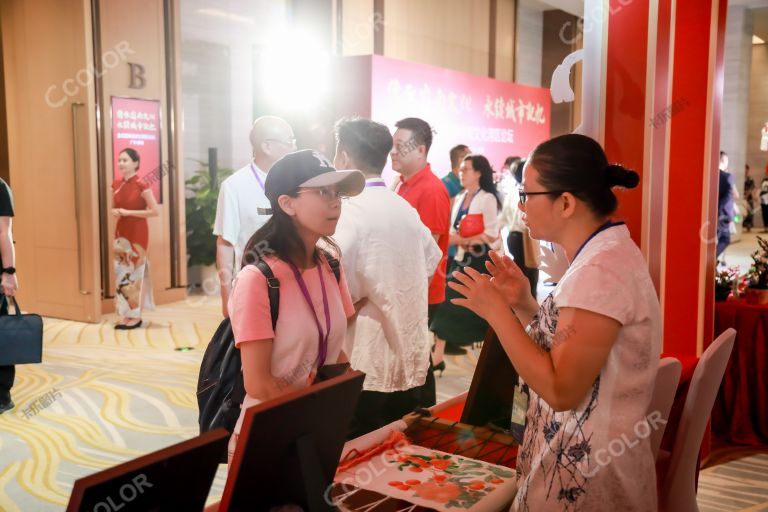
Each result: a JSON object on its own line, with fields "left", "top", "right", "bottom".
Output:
{"left": 111, "top": 97, "right": 163, "bottom": 203}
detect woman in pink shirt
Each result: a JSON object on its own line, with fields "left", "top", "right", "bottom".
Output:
{"left": 227, "top": 150, "right": 365, "bottom": 461}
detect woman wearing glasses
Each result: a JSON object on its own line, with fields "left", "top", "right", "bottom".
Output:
{"left": 430, "top": 154, "right": 502, "bottom": 373}
{"left": 226, "top": 150, "right": 364, "bottom": 462}
{"left": 451, "top": 134, "right": 661, "bottom": 510}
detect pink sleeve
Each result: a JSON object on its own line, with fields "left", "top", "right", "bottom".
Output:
{"left": 337, "top": 265, "right": 356, "bottom": 318}
{"left": 230, "top": 266, "right": 274, "bottom": 346}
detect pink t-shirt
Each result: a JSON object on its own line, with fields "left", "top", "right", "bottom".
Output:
{"left": 229, "top": 254, "right": 355, "bottom": 434}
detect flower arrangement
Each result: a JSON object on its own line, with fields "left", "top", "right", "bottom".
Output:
{"left": 715, "top": 266, "right": 739, "bottom": 302}
{"left": 746, "top": 236, "right": 768, "bottom": 290}
{"left": 715, "top": 267, "right": 740, "bottom": 289}
{"left": 741, "top": 236, "right": 768, "bottom": 305}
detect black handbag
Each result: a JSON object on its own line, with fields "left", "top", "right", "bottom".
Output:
{"left": 0, "top": 297, "right": 43, "bottom": 365}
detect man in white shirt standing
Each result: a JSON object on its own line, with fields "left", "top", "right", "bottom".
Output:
{"left": 214, "top": 116, "right": 295, "bottom": 317}
{"left": 333, "top": 117, "right": 442, "bottom": 437}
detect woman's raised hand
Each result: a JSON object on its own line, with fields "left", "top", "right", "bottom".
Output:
{"left": 486, "top": 250, "right": 534, "bottom": 309}
{"left": 448, "top": 266, "right": 507, "bottom": 321}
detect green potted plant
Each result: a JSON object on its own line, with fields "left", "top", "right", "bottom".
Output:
{"left": 744, "top": 236, "right": 768, "bottom": 305}
{"left": 714, "top": 267, "right": 738, "bottom": 302}
{"left": 186, "top": 162, "right": 233, "bottom": 292}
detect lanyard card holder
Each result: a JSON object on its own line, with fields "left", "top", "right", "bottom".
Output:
{"left": 509, "top": 383, "right": 529, "bottom": 445}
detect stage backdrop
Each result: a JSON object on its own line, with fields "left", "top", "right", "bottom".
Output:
{"left": 334, "top": 55, "right": 551, "bottom": 184}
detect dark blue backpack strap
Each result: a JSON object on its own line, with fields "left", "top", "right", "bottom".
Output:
{"left": 254, "top": 259, "right": 280, "bottom": 330}
{"left": 318, "top": 249, "right": 341, "bottom": 283}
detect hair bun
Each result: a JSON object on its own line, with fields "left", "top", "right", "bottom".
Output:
{"left": 605, "top": 164, "right": 639, "bottom": 189}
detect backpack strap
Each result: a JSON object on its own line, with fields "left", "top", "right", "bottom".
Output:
{"left": 254, "top": 259, "right": 280, "bottom": 330}
{"left": 318, "top": 249, "right": 341, "bottom": 284}
{"left": 327, "top": 257, "right": 341, "bottom": 284}
{"left": 250, "top": 253, "right": 337, "bottom": 331}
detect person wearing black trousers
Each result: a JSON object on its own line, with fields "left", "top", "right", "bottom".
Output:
{"left": 0, "top": 177, "right": 18, "bottom": 414}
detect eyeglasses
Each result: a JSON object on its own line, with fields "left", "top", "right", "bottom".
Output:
{"left": 296, "top": 187, "right": 347, "bottom": 201}
{"left": 518, "top": 189, "right": 569, "bottom": 205}
{"left": 266, "top": 138, "right": 297, "bottom": 149}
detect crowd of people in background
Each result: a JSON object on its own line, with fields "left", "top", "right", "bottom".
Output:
{"left": 718, "top": 150, "right": 768, "bottom": 265}
{"left": 209, "top": 114, "right": 671, "bottom": 509}
{"left": 213, "top": 114, "right": 541, "bottom": 451}
{"left": 1, "top": 107, "right": 692, "bottom": 508}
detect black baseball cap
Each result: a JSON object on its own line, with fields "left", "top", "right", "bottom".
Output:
{"left": 264, "top": 150, "right": 365, "bottom": 203}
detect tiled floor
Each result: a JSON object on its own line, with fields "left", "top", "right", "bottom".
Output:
{"left": 723, "top": 229, "right": 761, "bottom": 270}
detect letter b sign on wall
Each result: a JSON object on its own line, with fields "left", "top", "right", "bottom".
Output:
{"left": 128, "top": 63, "right": 146, "bottom": 89}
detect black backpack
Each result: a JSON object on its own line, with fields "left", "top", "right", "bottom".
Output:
{"left": 196, "top": 255, "right": 341, "bottom": 441}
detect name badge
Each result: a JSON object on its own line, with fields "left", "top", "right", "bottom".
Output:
{"left": 510, "top": 383, "right": 529, "bottom": 444}
{"left": 257, "top": 207, "right": 273, "bottom": 215}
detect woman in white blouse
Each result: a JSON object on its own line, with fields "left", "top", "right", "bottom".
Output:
{"left": 450, "top": 134, "right": 661, "bottom": 510}
{"left": 430, "top": 154, "right": 502, "bottom": 372}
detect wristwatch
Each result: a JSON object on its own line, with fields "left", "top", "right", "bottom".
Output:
{"left": 2, "top": 267, "right": 16, "bottom": 275}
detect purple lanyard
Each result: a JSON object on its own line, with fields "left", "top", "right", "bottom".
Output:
{"left": 572, "top": 220, "right": 626, "bottom": 262}
{"left": 365, "top": 179, "right": 387, "bottom": 188}
{"left": 250, "top": 163, "right": 265, "bottom": 192}
{"left": 287, "top": 260, "right": 332, "bottom": 367}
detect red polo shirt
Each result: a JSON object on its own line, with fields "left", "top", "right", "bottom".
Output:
{"left": 396, "top": 163, "right": 450, "bottom": 304}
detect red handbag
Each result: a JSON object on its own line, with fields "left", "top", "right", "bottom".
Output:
{"left": 459, "top": 213, "right": 485, "bottom": 238}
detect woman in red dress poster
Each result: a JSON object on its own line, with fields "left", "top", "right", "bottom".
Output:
{"left": 112, "top": 148, "right": 160, "bottom": 329}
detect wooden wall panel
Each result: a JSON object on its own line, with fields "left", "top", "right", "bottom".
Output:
{"left": 1, "top": 0, "right": 102, "bottom": 321}
{"left": 97, "top": 0, "right": 185, "bottom": 313}
{"left": 383, "top": 0, "right": 491, "bottom": 77}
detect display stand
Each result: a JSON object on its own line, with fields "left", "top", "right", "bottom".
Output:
{"left": 219, "top": 371, "right": 365, "bottom": 511}
{"left": 66, "top": 429, "right": 229, "bottom": 512}
{"left": 461, "top": 328, "right": 519, "bottom": 431}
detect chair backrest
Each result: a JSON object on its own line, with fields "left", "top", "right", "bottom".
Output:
{"left": 648, "top": 357, "right": 682, "bottom": 460}
{"left": 659, "top": 328, "right": 736, "bottom": 512}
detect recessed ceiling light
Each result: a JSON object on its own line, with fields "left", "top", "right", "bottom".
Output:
{"left": 753, "top": 35, "right": 766, "bottom": 45}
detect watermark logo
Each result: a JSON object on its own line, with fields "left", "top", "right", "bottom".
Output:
{"left": 559, "top": 0, "right": 636, "bottom": 45}
{"left": 583, "top": 410, "right": 667, "bottom": 477}
{"left": 139, "top": 162, "right": 173, "bottom": 189}
{"left": 22, "top": 387, "right": 62, "bottom": 420}
{"left": 649, "top": 98, "right": 690, "bottom": 129}
{"left": 45, "top": 41, "right": 135, "bottom": 108}
{"left": 91, "top": 474, "right": 153, "bottom": 511}
{"left": 338, "top": 12, "right": 386, "bottom": 51}
{"left": 395, "top": 127, "right": 439, "bottom": 159}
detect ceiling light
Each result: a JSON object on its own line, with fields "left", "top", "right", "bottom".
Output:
{"left": 258, "top": 30, "right": 331, "bottom": 112}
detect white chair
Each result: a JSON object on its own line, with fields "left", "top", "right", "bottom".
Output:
{"left": 658, "top": 328, "right": 736, "bottom": 512}
{"left": 648, "top": 357, "right": 682, "bottom": 460}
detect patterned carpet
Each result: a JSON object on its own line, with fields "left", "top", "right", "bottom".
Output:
{"left": 0, "top": 295, "right": 765, "bottom": 511}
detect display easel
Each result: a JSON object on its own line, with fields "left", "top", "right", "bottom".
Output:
{"left": 66, "top": 429, "right": 229, "bottom": 512}
{"left": 219, "top": 371, "right": 365, "bottom": 511}
{"left": 461, "top": 328, "right": 519, "bottom": 432}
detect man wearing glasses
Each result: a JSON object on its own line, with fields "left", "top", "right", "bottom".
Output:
{"left": 214, "top": 116, "right": 296, "bottom": 318}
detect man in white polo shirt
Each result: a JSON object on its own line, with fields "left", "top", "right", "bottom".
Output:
{"left": 213, "top": 116, "right": 295, "bottom": 317}
{"left": 333, "top": 117, "right": 442, "bottom": 437}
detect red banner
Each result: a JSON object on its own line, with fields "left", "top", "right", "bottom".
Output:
{"left": 368, "top": 55, "right": 550, "bottom": 182}
{"left": 111, "top": 97, "right": 162, "bottom": 203}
